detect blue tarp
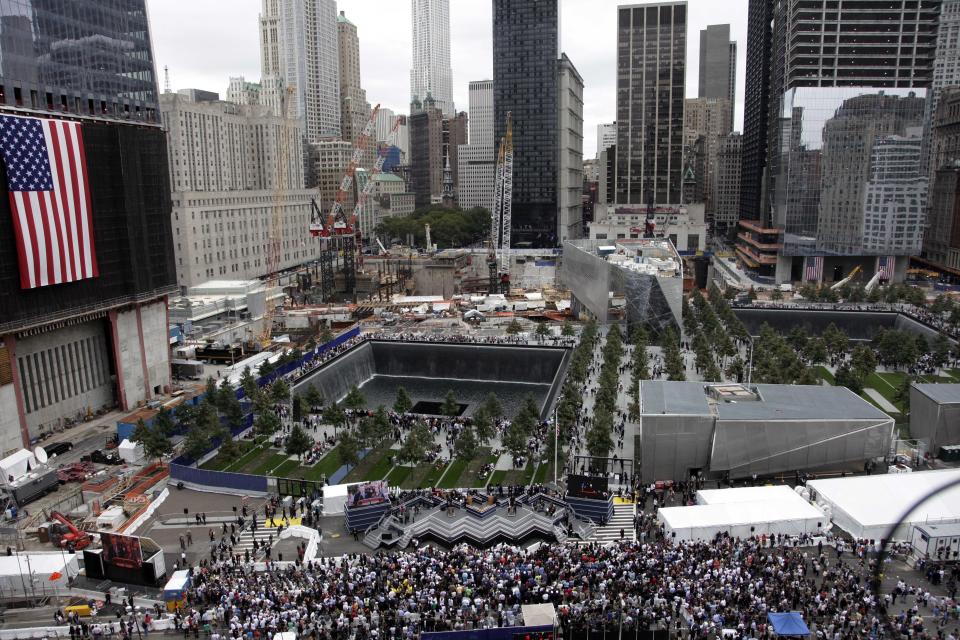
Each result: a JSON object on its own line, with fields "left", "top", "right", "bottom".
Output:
{"left": 767, "top": 613, "right": 810, "bottom": 637}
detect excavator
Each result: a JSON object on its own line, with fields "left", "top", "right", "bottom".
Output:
{"left": 48, "top": 511, "right": 92, "bottom": 551}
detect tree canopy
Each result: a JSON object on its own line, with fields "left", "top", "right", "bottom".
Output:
{"left": 374, "top": 206, "right": 490, "bottom": 250}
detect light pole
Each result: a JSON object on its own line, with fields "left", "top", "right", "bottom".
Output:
{"left": 553, "top": 398, "right": 560, "bottom": 487}
{"left": 746, "top": 335, "right": 755, "bottom": 386}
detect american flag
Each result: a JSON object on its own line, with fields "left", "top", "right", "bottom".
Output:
{"left": 876, "top": 256, "right": 895, "bottom": 281}
{"left": 804, "top": 256, "right": 824, "bottom": 283}
{"left": 0, "top": 115, "right": 98, "bottom": 289}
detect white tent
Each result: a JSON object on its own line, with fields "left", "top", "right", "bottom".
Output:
{"left": 0, "top": 552, "right": 78, "bottom": 598}
{"left": 0, "top": 449, "right": 36, "bottom": 486}
{"left": 118, "top": 439, "right": 145, "bottom": 464}
{"left": 659, "top": 491, "right": 826, "bottom": 542}
{"left": 808, "top": 469, "right": 960, "bottom": 541}
{"left": 697, "top": 485, "right": 800, "bottom": 505}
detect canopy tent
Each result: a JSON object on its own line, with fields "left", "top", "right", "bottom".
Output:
{"left": 658, "top": 492, "right": 826, "bottom": 542}
{"left": 808, "top": 469, "right": 960, "bottom": 540}
{"left": 697, "top": 485, "right": 800, "bottom": 505}
{"left": 767, "top": 612, "right": 810, "bottom": 637}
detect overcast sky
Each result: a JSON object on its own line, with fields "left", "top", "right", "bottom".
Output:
{"left": 149, "top": 0, "right": 748, "bottom": 156}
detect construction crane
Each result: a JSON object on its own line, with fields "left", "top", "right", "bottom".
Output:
{"left": 48, "top": 511, "right": 92, "bottom": 551}
{"left": 488, "top": 112, "right": 513, "bottom": 294}
{"left": 830, "top": 265, "right": 862, "bottom": 291}
{"left": 258, "top": 85, "right": 296, "bottom": 346}
{"left": 308, "top": 104, "right": 381, "bottom": 301}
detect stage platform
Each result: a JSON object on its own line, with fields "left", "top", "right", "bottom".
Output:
{"left": 361, "top": 492, "right": 575, "bottom": 549}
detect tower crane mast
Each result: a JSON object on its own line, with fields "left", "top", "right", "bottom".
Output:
{"left": 488, "top": 112, "right": 513, "bottom": 294}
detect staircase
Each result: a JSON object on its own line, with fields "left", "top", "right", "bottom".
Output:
{"left": 582, "top": 502, "right": 635, "bottom": 544}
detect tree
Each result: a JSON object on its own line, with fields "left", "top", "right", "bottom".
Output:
{"left": 535, "top": 322, "right": 550, "bottom": 339}
{"left": 804, "top": 338, "right": 828, "bottom": 365}
{"left": 304, "top": 385, "right": 324, "bottom": 412}
{"left": 797, "top": 367, "right": 820, "bottom": 386}
{"left": 254, "top": 411, "right": 280, "bottom": 437}
{"left": 725, "top": 357, "right": 745, "bottom": 383}
{"left": 441, "top": 389, "right": 460, "bottom": 418}
{"left": 915, "top": 334, "right": 930, "bottom": 359}
{"left": 586, "top": 413, "right": 613, "bottom": 459}
{"left": 285, "top": 424, "right": 313, "bottom": 460}
{"left": 293, "top": 395, "right": 310, "bottom": 424}
{"left": 482, "top": 393, "right": 503, "bottom": 421}
{"left": 369, "top": 405, "right": 393, "bottom": 443}
{"left": 217, "top": 378, "right": 237, "bottom": 413}
{"left": 502, "top": 421, "right": 529, "bottom": 462}
{"left": 183, "top": 425, "right": 212, "bottom": 462}
{"left": 473, "top": 409, "right": 495, "bottom": 445}
{"left": 517, "top": 394, "right": 540, "bottom": 428}
{"left": 850, "top": 344, "right": 878, "bottom": 380}
{"left": 561, "top": 320, "right": 575, "bottom": 337}
{"left": 343, "top": 385, "right": 366, "bottom": 417}
{"left": 770, "top": 287, "right": 783, "bottom": 301}
{"left": 822, "top": 323, "right": 849, "bottom": 359}
{"left": 239, "top": 366, "right": 258, "bottom": 399}
{"left": 932, "top": 335, "right": 951, "bottom": 372}
{"left": 506, "top": 318, "right": 524, "bottom": 335}
{"left": 338, "top": 430, "right": 360, "bottom": 468}
{"left": 394, "top": 386, "right": 413, "bottom": 414}
{"left": 131, "top": 419, "right": 172, "bottom": 463}
{"left": 398, "top": 421, "right": 431, "bottom": 465}
{"left": 217, "top": 435, "right": 241, "bottom": 464}
{"left": 270, "top": 377, "right": 291, "bottom": 404}
{"left": 153, "top": 406, "right": 175, "bottom": 437}
{"left": 204, "top": 376, "right": 218, "bottom": 402}
{"left": 223, "top": 395, "right": 246, "bottom": 432}
{"left": 319, "top": 323, "right": 335, "bottom": 345}
{"left": 258, "top": 359, "right": 276, "bottom": 378}
{"left": 374, "top": 205, "right": 491, "bottom": 250}
{"left": 322, "top": 403, "right": 346, "bottom": 436}
{"left": 834, "top": 363, "right": 864, "bottom": 395}
{"left": 453, "top": 424, "right": 479, "bottom": 461}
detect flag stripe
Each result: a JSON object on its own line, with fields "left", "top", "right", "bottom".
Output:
{"left": 62, "top": 123, "right": 88, "bottom": 278}
{"left": 9, "top": 193, "right": 33, "bottom": 288}
{"left": 43, "top": 191, "right": 63, "bottom": 284}
{"left": 26, "top": 192, "right": 48, "bottom": 287}
{"left": 44, "top": 120, "right": 74, "bottom": 282}
{"left": 70, "top": 122, "right": 95, "bottom": 277}
{"left": 52, "top": 121, "right": 82, "bottom": 279}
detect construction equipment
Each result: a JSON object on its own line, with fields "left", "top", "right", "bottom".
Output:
{"left": 865, "top": 269, "right": 882, "bottom": 293}
{"left": 308, "top": 104, "right": 381, "bottom": 302}
{"left": 48, "top": 511, "right": 92, "bottom": 551}
{"left": 830, "top": 265, "right": 862, "bottom": 291}
{"left": 259, "top": 85, "right": 296, "bottom": 345}
{"left": 488, "top": 112, "right": 513, "bottom": 294}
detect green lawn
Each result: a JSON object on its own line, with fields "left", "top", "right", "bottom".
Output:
{"left": 201, "top": 440, "right": 261, "bottom": 471}
{"left": 386, "top": 465, "right": 412, "bottom": 486}
{"left": 301, "top": 446, "right": 344, "bottom": 482}
{"left": 813, "top": 366, "right": 835, "bottom": 385}
{"left": 251, "top": 452, "right": 290, "bottom": 476}
{"left": 272, "top": 458, "right": 301, "bottom": 478}
{"left": 437, "top": 459, "right": 469, "bottom": 488}
{"left": 400, "top": 461, "right": 447, "bottom": 489}
{"left": 487, "top": 470, "right": 507, "bottom": 487}
{"left": 343, "top": 443, "right": 395, "bottom": 483}
{"left": 232, "top": 447, "right": 280, "bottom": 475}
{"left": 456, "top": 451, "right": 498, "bottom": 489}
{"left": 865, "top": 372, "right": 906, "bottom": 410}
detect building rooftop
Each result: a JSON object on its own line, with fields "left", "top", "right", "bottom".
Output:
{"left": 913, "top": 383, "right": 960, "bottom": 405}
{"left": 640, "top": 381, "right": 891, "bottom": 422}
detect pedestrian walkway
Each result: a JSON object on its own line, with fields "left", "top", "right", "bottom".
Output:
{"left": 582, "top": 502, "right": 635, "bottom": 544}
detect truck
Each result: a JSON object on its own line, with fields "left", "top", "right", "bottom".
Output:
{"left": 171, "top": 359, "right": 205, "bottom": 380}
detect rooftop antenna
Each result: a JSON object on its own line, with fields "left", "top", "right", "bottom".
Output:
{"left": 164, "top": 65, "right": 172, "bottom": 94}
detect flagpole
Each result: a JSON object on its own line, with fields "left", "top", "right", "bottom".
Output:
{"left": 553, "top": 400, "right": 559, "bottom": 487}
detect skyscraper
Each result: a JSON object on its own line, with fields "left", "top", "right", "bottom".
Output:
{"left": 739, "top": 0, "right": 938, "bottom": 283}
{"left": 493, "top": 0, "right": 560, "bottom": 247}
{"left": 337, "top": 10, "right": 373, "bottom": 169}
{"left": 411, "top": 0, "right": 454, "bottom": 116}
{"left": 698, "top": 24, "right": 736, "bottom": 131}
{"left": 457, "top": 80, "right": 496, "bottom": 210}
{"left": 930, "top": 1, "right": 960, "bottom": 122}
{"left": 596, "top": 122, "right": 617, "bottom": 159}
{"left": 558, "top": 54, "right": 585, "bottom": 242}
{"left": 277, "top": 0, "right": 341, "bottom": 141}
{"left": 0, "top": 0, "right": 176, "bottom": 449}
{"left": 615, "top": 2, "right": 687, "bottom": 208}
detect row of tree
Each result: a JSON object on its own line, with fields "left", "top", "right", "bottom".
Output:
{"left": 585, "top": 326, "right": 624, "bottom": 459}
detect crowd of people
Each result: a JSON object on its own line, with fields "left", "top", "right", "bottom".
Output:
{"left": 164, "top": 530, "right": 959, "bottom": 640}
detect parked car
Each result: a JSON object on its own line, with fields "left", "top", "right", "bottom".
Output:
{"left": 43, "top": 442, "right": 73, "bottom": 458}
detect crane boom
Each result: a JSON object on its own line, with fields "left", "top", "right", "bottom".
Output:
{"left": 488, "top": 113, "right": 513, "bottom": 294}
{"left": 309, "top": 104, "right": 381, "bottom": 238}
{"left": 499, "top": 114, "right": 513, "bottom": 278}
{"left": 353, "top": 119, "right": 401, "bottom": 219}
